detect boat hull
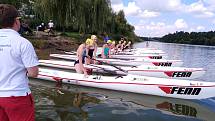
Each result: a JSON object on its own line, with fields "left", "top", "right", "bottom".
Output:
{"left": 37, "top": 68, "right": 215, "bottom": 99}
{"left": 50, "top": 54, "right": 183, "bottom": 67}
{"left": 39, "top": 60, "right": 205, "bottom": 79}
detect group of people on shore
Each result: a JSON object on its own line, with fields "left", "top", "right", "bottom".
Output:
{"left": 36, "top": 20, "right": 54, "bottom": 35}
{"left": 74, "top": 35, "right": 132, "bottom": 77}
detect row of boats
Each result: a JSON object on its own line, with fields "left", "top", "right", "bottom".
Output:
{"left": 35, "top": 47, "right": 215, "bottom": 100}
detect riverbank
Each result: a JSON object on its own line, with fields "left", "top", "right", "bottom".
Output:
{"left": 25, "top": 31, "right": 120, "bottom": 59}
{"left": 26, "top": 31, "right": 117, "bottom": 50}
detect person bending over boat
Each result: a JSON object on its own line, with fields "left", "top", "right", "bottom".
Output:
{"left": 121, "top": 40, "right": 127, "bottom": 51}
{"left": 123, "top": 41, "right": 132, "bottom": 51}
{"left": 101, "top": 40, "right": 112, "bottom": 59}
{"left": 111, "top": 41, "right": 116, "bottom": 54}
{"left": 115, "top": 40, "right": 122, "bottom": 54}
{"left": 74, "top": 40, "right": 90, "bottom": 76}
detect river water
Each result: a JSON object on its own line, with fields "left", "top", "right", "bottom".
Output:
{"left": 31, "top": 41, "right": 215, "bottom": 121}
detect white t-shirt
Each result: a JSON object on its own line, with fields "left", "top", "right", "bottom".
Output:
{"left": 0, "top": 29, "right": 39, "bottom": 97}
{"left": 48, "top": 22, "right": 54, "bottom": 28}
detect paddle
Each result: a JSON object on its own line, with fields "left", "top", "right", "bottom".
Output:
{"left": 88, "top": 64, "right": 120, "bottom": 75}
{"left": 56, "top": 48, "right": 128, "bottom": 74}
{"left": 89, "top": 57, "right": 128, "bottom": 74}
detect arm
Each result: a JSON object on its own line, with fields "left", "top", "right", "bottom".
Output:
{"left": 93, "top": 44, "right": 97, "bottom": 59}
{"left": 27, "top": 66, "right": 39, "bottom": 77}
{"left": 78, "top": 45, "right": 88, "bottom": 75}
{"left": 120, "top": 44, "right": 124, "bottom": 50}
{"left": 78, "top": 55, "right": 87, "bottom": 75}
{"left": 101, "top": 44, "right": 105, "bottom": 59}
{"left": 85, "top": 45, "right": 89, "bottom": 58}
{"left": 21, "top": 40, "right": 39, "bottom": 78}
{"left": 93, "top": 44, "right": 97, "bottom": 64}
{"left": 108, "top": 47, "right": 112, "bottom": 58}
{"left": 115, "top": 44, "right": 119, "bottom": 53}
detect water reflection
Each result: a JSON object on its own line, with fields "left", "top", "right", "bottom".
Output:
{"left": 156, "top": 102, "right": 197, "bottom": 117}
{"left": 31, "top": 79, "right": 100, "bottom": 121}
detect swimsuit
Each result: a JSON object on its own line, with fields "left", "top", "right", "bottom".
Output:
{"left": 88, "top": 49, "right": 94, "bottom": 58}
{"left": 103, "top": 47, "right": 110, "bottom": 58}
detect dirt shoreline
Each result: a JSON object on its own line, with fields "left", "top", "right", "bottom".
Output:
{"left": 25, "top": 32, "right": 104, "bottom": 59}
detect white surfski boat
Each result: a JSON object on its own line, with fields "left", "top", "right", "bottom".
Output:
{"left": 97, "top": 47, "right": 165, "bottom": 54}
{"left": 39, "top": 60, "right": 205, "bottom": 79}
{"left": 116, "top": 50, "right": 165, "bottom": 55}
{"left": 37, "top": 68, "right": 215, "bottom": 99}
{"left": 110, "top": 54, "right": 167, "bottom": 59}
{"left": 50, "top": 54, "right": 183, "bottom": 67}
{"left": 67, "top": 50, "right": 166, "bottom": 59}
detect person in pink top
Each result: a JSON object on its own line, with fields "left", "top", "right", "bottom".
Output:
{"left": 0, "top": 4, "right": 39, "bottom": 121}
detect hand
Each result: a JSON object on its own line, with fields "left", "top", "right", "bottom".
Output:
{"left": 84, "top": 74, "right": 89, "bottom": 78}
{"left": 83, "top": 71, "right": 89, "bottom": 78}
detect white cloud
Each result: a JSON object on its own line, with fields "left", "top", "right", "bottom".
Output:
{"left": 110, "top": 0, "right": 215, "bottom": 37}
{"left": 187, "top": 1, "right": 214, "bottom": 18}
{"left": 196, "top": 26, "right": 205, "bottom": 31}
{"left": 174, "top": 19, "right": 188, "bottom": 29}
{"left": 133, "top": 0, "right": 183, "bottom": 12}
{"left": 134, "top": 22, "right": 175, "bottom": 37}
{"left": 110, "top": 0, "right": 123, "bottom": 5}
{"left": 112, "top": 1, "right": 160, "bottom": 18}
{"left": 203, "top": 0, "right": 215, "bottom": 10}
{"left": 134, "top": 25, "right": 144, "bottom": 31}
{"left": 212, "top": 19, "right": 215, "bottom": 24}
{"left": 124, "top": 2, "right": 141, "bottom": 16}
{"left": 139, "top": 10, "right": 160, "bottom": 18}
{"left": 188, "top": 26, "right": 205, "bottom": 32}
{"left": 111, "top": 3, "right": 124, "bottom": 13}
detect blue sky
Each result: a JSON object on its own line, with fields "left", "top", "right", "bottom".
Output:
{"left": 110, "top": 0, "right": 215, "bottom": 37}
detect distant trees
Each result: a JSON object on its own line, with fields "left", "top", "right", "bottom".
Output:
{"left": 33, "top": 0, "right": 136, "bottom": 40}
{"left": 160, "top": 31, "right": 215, "bottom": 46}
{"left": 1, "top": 0, "right": 137, "bottom": 41}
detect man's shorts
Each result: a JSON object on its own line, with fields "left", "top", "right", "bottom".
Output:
{"left": 0, "top": 94, "right": 35, "bottom": 121}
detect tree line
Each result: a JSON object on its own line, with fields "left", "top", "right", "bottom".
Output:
{"left": 1, "top": 0, "right": 137, "bottom": 41}
{"left": 160, "top": 31, "right": 215, "bottom": 46}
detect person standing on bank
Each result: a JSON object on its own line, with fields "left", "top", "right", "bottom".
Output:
{"left": 48, "top": 20, "right": 54, "bottom": 35}
{"left": 0, "top": 4, "right": 39, "bottom": 121}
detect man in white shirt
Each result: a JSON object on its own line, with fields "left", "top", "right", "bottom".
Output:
{"left": 48, "top": 20, "right": 54, "bottom": 35}
{"left": 0, "top": 4, "right": 39, "bottom": 121}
